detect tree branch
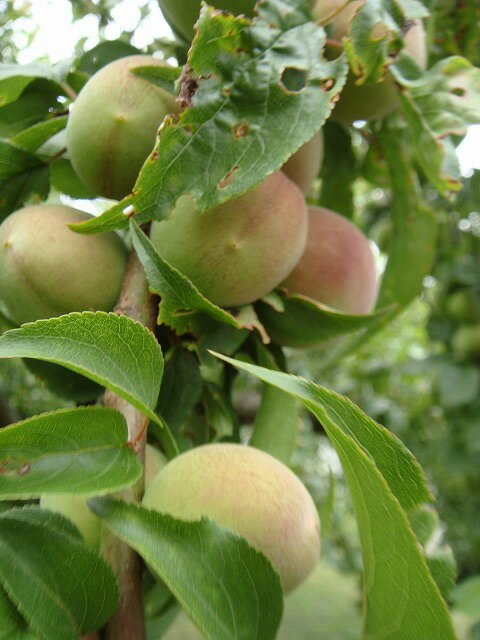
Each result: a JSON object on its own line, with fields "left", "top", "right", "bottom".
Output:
{"left": 100, "top": 250, "right": 157, "bottom": 640}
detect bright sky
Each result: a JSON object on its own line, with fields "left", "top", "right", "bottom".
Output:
{"left": 11, "top": 0, "right": 480, "bottom": 175}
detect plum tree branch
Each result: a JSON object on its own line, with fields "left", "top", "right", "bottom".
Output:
{"left": 100, "top": 249, "right": 157, "bottom": 640}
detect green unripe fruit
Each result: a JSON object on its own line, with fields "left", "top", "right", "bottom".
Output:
{"left": 446, "top": 289, "right": 480, "bottom": 323}
{"left": 40, "top": 445, "right": 167, "bottom": 548}
{"left": 150, "top": 172, "right": 308, "bottom": 308}
{"left": 158, "top": 0, "right": 256, "bottom": 41}
{"left": 282, "top": 131, "right": 324, "bottom": 195}
{"left": 66, "top": 55, "right": 177, "bottom": 200}
{"left": 452, "top": 324, "right": 480, "bottom": 361}
{"left": 282, "top": 207, "right": 378, "bottom": 314}
{"left": 143, "top": 443, "right": 320, "bottom": 593}
{"left": 0, "top": 204, "right": 128, "bottom": 326}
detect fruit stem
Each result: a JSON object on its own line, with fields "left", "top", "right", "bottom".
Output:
{"left": 100, "top": 250, "right": 156, "bottom": 640}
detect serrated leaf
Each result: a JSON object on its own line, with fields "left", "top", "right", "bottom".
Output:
{"left": 0, "top": 407, "right": 141, "bottom": 499}
{"left": 11, "top": 116, "right": 67, "bottom": 152}
{"left": 0, "top": 312, "right": 163, "bottom": 425}
{"left": 72, "top": 0, "right": 347, "bottom": 234}
{"left": 392, "top": 55, "right": 480, "bottom": 194}
{"left": 89, "top": 497, "right": 283, "bottom": 640}
{"left": 212, "top": 355, "right": 456, "bottom": 640}
{"left": 251, "top": 343, "right": 298, "bottom": 464}
{"left": 257, "top": 292, "right": 393, "bottom": 348}
{"left": 377, "top": 131, "right": 438, "bottom": 308}
{"left": 0, "top": 506, "right": 119, "bottom": 640}
{"left": 130, "top": 221, "right": 242, "bottom": 331}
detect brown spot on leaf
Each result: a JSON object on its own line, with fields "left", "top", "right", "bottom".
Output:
{"left": 232, "top": 122, "right": 249, "bottom": 138}
{"left": 151, "top": 150, "right": 159, "bottom": 162}
{"left": 218, "top": 165, "right": 239, "bottom": 189}
{"left": 322, "top": 78, "right": 334, "bottom": 91}
{"left": 177, "top": 65, "right": 199, "bottom": 109}
{"left": 0, "top": 457, "right": 31, "bottom": 475}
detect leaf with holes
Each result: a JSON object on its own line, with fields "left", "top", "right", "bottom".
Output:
{"left": 72, "top": 0, "right": 348, "bottom": 234}
{"left": 0, "top": 312, "right": 163, "bottom": 424}
{"left": 0, "top": 506, "right": 119, "bottom": 640}
{"left": 89, "top": 497, "right": 283, "bottom": 640}
{"left": 0, "top": 407, "right": 141, "bottom": 499}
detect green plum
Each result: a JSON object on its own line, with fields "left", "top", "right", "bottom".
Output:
{"left": 0, "top": 204, "right": 128, "bottom": 326}
{"left": 143, "top": 443, "right": 320, "bottom": 593}
{"left": 150, "top": 172, "right": 308, "bottom": 308}
{"left": 66, "top": 55, "right": 177, "bottom": 200}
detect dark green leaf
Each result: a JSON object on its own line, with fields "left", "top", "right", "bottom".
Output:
{"left": 89, "top": 497, "right": 283, "bottom": 640}
{"left": 0, "top": 312, "right": 164, "bottom": 424}
{"left": 72, "top": 0, "right": 347, "bottom": 234}
{"left": 76, "top": 40, "right": 142, "bottom": 76}
{"left": 23, "top": 359, "right": 102, "bottom": 403}
{"left": 0, "top": 407, "right": 141, "bottom": 499}
{"left": 0, "top": 586, "right": 25, "bottom": 638}
{"left": 0, "top": 62, "right": 65, "bottom": 106}
{"left": 157, "top": 349, "right": 203, "bottom": 431}
{"left": 318, "top": 122, "right": 356, "bottom": 218}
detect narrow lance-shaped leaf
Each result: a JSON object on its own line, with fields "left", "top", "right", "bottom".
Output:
{"left": 0, "top": 312, "right": 164, "bottom": 424}
{"left": 0, "top": 407, "right": 142, "bottom": 499}
{"left": 89, "top": 497, "right": 283, "bottom": 640}
{"left": 0, "top": 506, "right": 119, "bottom": 640}
{"left": 212, "top": 355, "right": 456, "bottom": 640}
{"left": 73, "top": 0, "right": 348, "bottom": 234}
{"left": 377, "top": 130, "right": 438, "bottom": 309}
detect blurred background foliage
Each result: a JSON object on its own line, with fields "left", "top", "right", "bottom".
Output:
{"left": 1, "top": 0, "right": 479, "bottom": 638}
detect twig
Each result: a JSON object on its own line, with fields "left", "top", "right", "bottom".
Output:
{"left": 100, "top": 250, "right": 157, "bottom": 640}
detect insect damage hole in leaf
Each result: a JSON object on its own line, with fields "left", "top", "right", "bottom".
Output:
{"left": 280, "top": 66, "right": 308, "bottom": 93}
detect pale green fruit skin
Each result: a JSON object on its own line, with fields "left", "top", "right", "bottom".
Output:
{"left": 311, "top": 0, "right": 426, "bottom": 122}
{"left": 282, "top": 131, "right": 324, "bottom": 195}
{"left": 158, "top": 0, "right": 256, "bottom": 41}
{"left": 0, "top": 204, "right": 128, "bottom": 326}
{"left": 66, "top": 55, "right": 177, "bottom": 200}
{"left": 40, "top": 445, "right": 166, "bottom": 548}
{"left": 143, "top": 443, "right": 320, "bottom": 593}
{"left": 282, "top": 207, "right": 378, "bottom": 314}
{"left": 150, "top": 172, "right": 308, "bottom": 308}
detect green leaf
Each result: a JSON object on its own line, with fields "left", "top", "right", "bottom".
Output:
{"left": 257, "top": 292, "right": 393, "bottom": 348}
{"left": 0, "top": 506, "right": 119, "bottom": 640}
{"left": 76, "top": 40, "right": 142, "bottom": 76}
{"left": 49, "top": 157, "right": 96, "bottom": 199}
{"left": 212, "top": 355, "right": 456, "bottom": 640}
{"left": 11, "top": 116, "right": 67, "bottom": 152}
{"left": 0, "top": 62, "right": 65, "bottom": 106}
{"left": 0, "top": 587, "right": 25, "bottom": 638}
{"left": 89, "top": 497, "right": 283, "bottom": 640}
{"left": 453, "top": 576, "right": 480, "bottom": 618}
{"left": 0, "top": 140, "right": 48, "bottom": 221}
{"left": 436, "top": 363, "right": 480, "bottom": 408}
{"left": 131, "top": 64, "right": 182, "bottom": 94}
{"left": 318, "top": 122, "right": 356, "bottom": 219}
{"left": 202, "top": 383, "right": 236, "bottom": 441}
{"left": 250, "top": 343, "right": 299, "bottom": 464}
{"left": 0, "top": 312, "right": 164, "bottom": 425}
{"left": 0, "top": 407, "right": 141, "bottom": 499}
{"left": 157, "top": 349, "right": 203, "bottom": 431}
{"left": 377, "top": 131, "right": 438, "bottom": 309}
{"left": 130, "top": 221, "right": 242, "bottom": 332}
{"left": 426, "top": 547, "right": 457, "bottom": 601}
{"left": 23, "top": 359, "right": 103, "bottom": 403}
{"left": 318, "top": 470, "right": 335, "bottom": 546}
{"left": 72, "top": 0, "right": 348, "bottom": 234}
{"left": 392, "top": 55, "right": 480, "bottom": 194}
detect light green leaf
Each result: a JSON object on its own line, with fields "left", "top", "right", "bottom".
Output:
{"left": 89, "top": 497, "right": 283, "bottom": 640}
{"left": 0, "top": 312, "right": 163, "bottom": 424}
{"left": 11, "top": 116, "right": 67, "bottom": 152}
{"left": 131, "top": 64, "right": 181, "bottom": 94}
{"left": 72, "top": 0, "right": 347, "bottom": 234}
{"left": 0, "top": 506, "right": 119, "bottom": 640}
{"left": 251, "top": 343, "right": 299, "bottom": 464}
{"left": 0, "top": 407, "right": 141, "bottom": 499}
{"left": 212, "top": 355, "right": 455, "bottom": 640}
{"left": 0, "top": 62, "right": 64, "bottom": 106}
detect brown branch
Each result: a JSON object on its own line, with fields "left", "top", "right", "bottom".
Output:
{"left": 100, "top": 250, "right": 157, "bottom": 640}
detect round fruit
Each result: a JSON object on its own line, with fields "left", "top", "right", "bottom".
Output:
{"left": 452, "top": 324, "right": 480, "bottom": 361}
{"left": 445, "top": 289, "right": 479, "bottom": 323}
{"left": 142, "top": 443, "right": 320, "bottom": 593}
{"left": 281, "top": 206, "right": 378, "bottom": 314}
{"left": 150, "top": 172, "right": 308, "bottom": 308}
{"left": 282, "top": 131, "right": 324, "bottom": 195}
{"left": 0, "top": 204, "right": 128, "bottom": 326}
{"left": 158, "top": 0, "right": 256, "bottom": 41}
{"left": 66, "top": 55, "right": 177, "bottom": 200}
{"left": 311, "top": 0, "right": 427, "bottom": 122}
{"left": 40, "top": 445, "right": 167, "bottom": 548}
